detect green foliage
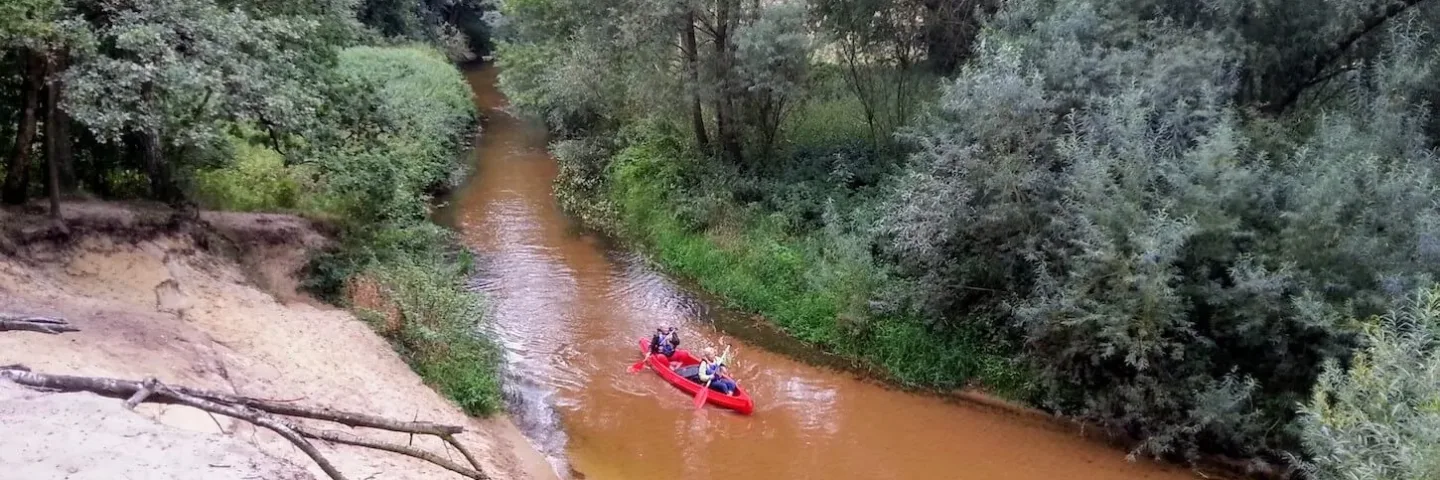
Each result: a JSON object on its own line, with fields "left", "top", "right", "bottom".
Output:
{"left": 273, "top": 43, "right": 495, "bottom": 415}
{"left": 551, "top": 136, "right": 620, "bottom": 231}
{"left": 355, "top": 0, "right": 493, "bottom": 61}
{"left": 304, "top": 45, "right": 476, "bottom": 224}
{"left": 0, "top": 0, "right": 60, "bottom": 46}
{"left": 371, "top": 254, "right": 503, "bottom": 416}
{"left": 881, "top": 0, "right": 1440, "bottom": 461}
{"left": 64, "top": 0, "right": 322, "bottom": 148}
{"left": 1298, "top": 286, "right": 1440, "bottom": 480}
{"left": 191, "top": 137, "right": 306, "bottom": 212}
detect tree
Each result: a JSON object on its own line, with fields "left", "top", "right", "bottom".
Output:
{"left": 811, "top": 0, "right": 929, "bottom": 149}
{"left": 356, "top": 0, "right": 496, "bottom": 61}
{"left": 63, "top": 0, "right": 323, "bottom": 204}
{"left": 1, "top": 48, "right": 46, "bottom": 205}
{"left": 735, "top": 3, "right": 810, "bottom": 164}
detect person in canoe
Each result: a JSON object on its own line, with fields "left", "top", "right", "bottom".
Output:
{"left": 649, "top": 325, "right": 680, "bottom": 357}
{"left": 678, "top": 346, "right": 736, "bottom": 395}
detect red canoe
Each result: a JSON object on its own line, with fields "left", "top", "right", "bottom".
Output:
{"left": 638, "top": 339, "right": 754, "bottom": 415}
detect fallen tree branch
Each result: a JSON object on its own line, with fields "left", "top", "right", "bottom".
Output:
{"left": 0, "top": 314, "right": 79, "bottom": 334}
{"left": 149, "top": 382, "right": 350, "bottom": 480}
{"left": 205, "top": 393, "right": 465, "bottom": 436}
{"left": 294, "top": 426, "right": 488, "bottom": 479}
{"left": 0, "top": 368, "right": 461, "bottom": 435}
{"left": 0, "top": 368, "right": 489, "bottom": 480}
{"left": 124, "top": 378, "right": 157, "bottom": 409}
{"left": 442, "top": 434, "right": 487, "bottom": 476}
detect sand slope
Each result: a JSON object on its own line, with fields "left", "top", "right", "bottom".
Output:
{"left": 0, "top": 203, "right": 556, "bottom": 480}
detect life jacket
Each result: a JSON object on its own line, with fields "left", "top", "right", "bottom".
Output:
{"left": 699, "top": 359, "right": 722, "bottom": 381}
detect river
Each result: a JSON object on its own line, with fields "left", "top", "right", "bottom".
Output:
{"left": 444, "top": 65, "right": 1202, "bottom": 480}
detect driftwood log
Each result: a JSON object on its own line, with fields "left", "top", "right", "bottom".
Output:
{"left": 0, "top": 367, "right": 489, "bottom": 480}
{"left": 0, "top": 314, "right": 79, "bottom": 334}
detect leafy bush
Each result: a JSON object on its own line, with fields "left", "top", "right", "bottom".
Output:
{"left": 191, "top": 137, "right": 307, "bottom": 212}
{"left": 1297, "top": 286, "right": 1440, "bottom": 480}
{"left": 305, "top": 45, "right": 476, "bottom": 224}
{"left": 370, "top": 254, "right": 503, "bottom": 416}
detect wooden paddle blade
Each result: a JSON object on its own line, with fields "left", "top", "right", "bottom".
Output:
{"left": 694, "top": 380, "right": 711, "bottom": 409}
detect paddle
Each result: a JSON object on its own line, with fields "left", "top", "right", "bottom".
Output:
{"left": 630, "top": 336, "right": 656, "bottom": 373}
{"left": 628, "top": 354, "right": 648, "bottom": 373}
{"left": 694, "top": 378, "right": 713, "bottom": 409}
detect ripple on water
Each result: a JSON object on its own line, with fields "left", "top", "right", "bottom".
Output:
{"left": 606, "top": 252, "right": 708, "bottom": 320}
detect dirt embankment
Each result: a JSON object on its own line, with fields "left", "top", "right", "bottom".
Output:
{"left": 0, "top": 202, "right": 557, "bottom": 480}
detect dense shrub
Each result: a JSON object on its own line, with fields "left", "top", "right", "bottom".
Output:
{"left": 369, "top": 254, "right": 503, "bottom": 415}
{"left": 313, "top": 45, "right": 477, "bottom": 223}
{"left": 191, "top": 137, "right": 307, "bottom": 212}
{"left": 183, "top": 43, "right": 501, "bottom": 416}
{"left": 1297, "top": 286, "right": 1440, "bottom": 480}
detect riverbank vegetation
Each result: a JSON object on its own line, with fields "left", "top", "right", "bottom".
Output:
{"left": 1, "top": 0, "right": 503, "bottom": 415}
{"left": 492, "top": 0, "right": 1440, "bottom": 472}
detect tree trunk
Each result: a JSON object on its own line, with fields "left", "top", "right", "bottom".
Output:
{"left": 682, "top": 11, "right": 710, "bottom": 152}
{"left": 138, "top": 81, "right": 177, "bottom": 204}
{"left": 51, "top": 48, "right": 75, "bottom": 193}
{"left": 712, "top": 0, "right": 743, "bottom": 165}
{"left": 2, "top": 51, "right": 44, "bottom": 206}
{"left": 840, "top": 37, "right": 880, "bottom": 151}
{"left": 55, "top": 103, "right": 75, "bottom": 192}
{"left": 44, "top": 52, "right": 63, "bottom": 220}
{"left": 141, "top": 128, "right": 172, "bottom": 203}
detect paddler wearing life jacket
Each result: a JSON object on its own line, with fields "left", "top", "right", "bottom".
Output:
{"left": 650, "top": 325, "right": 679, "bottom": 357}
{"left": 690, "top": 346, "right": 737, "bottom": 396}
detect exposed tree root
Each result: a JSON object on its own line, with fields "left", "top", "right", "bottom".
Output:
{"left": 0, "top": 314, "right": 79, "bottom": 334}
{"left": 0, "top": 366, "right": 489, "bottom": 480}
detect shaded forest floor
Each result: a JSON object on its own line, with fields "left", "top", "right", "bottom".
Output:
{"left": 0, "top": 201, "right": 555, "bottom": 480}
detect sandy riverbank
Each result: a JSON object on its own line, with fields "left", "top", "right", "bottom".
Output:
{"left": 0, "top": 202, "right": 557, "bottom": 480}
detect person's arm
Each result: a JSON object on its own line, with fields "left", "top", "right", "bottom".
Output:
{"left": 698, "top": 361, "right": 714, "bottom": 382}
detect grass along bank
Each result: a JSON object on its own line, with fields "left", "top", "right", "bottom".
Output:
{"left": 191, "top": 45, "right": 503, "bottom": 416}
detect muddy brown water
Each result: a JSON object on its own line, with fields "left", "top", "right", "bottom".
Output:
{"left": 444, "top": 65, "right": 1202, "bottom": 480}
